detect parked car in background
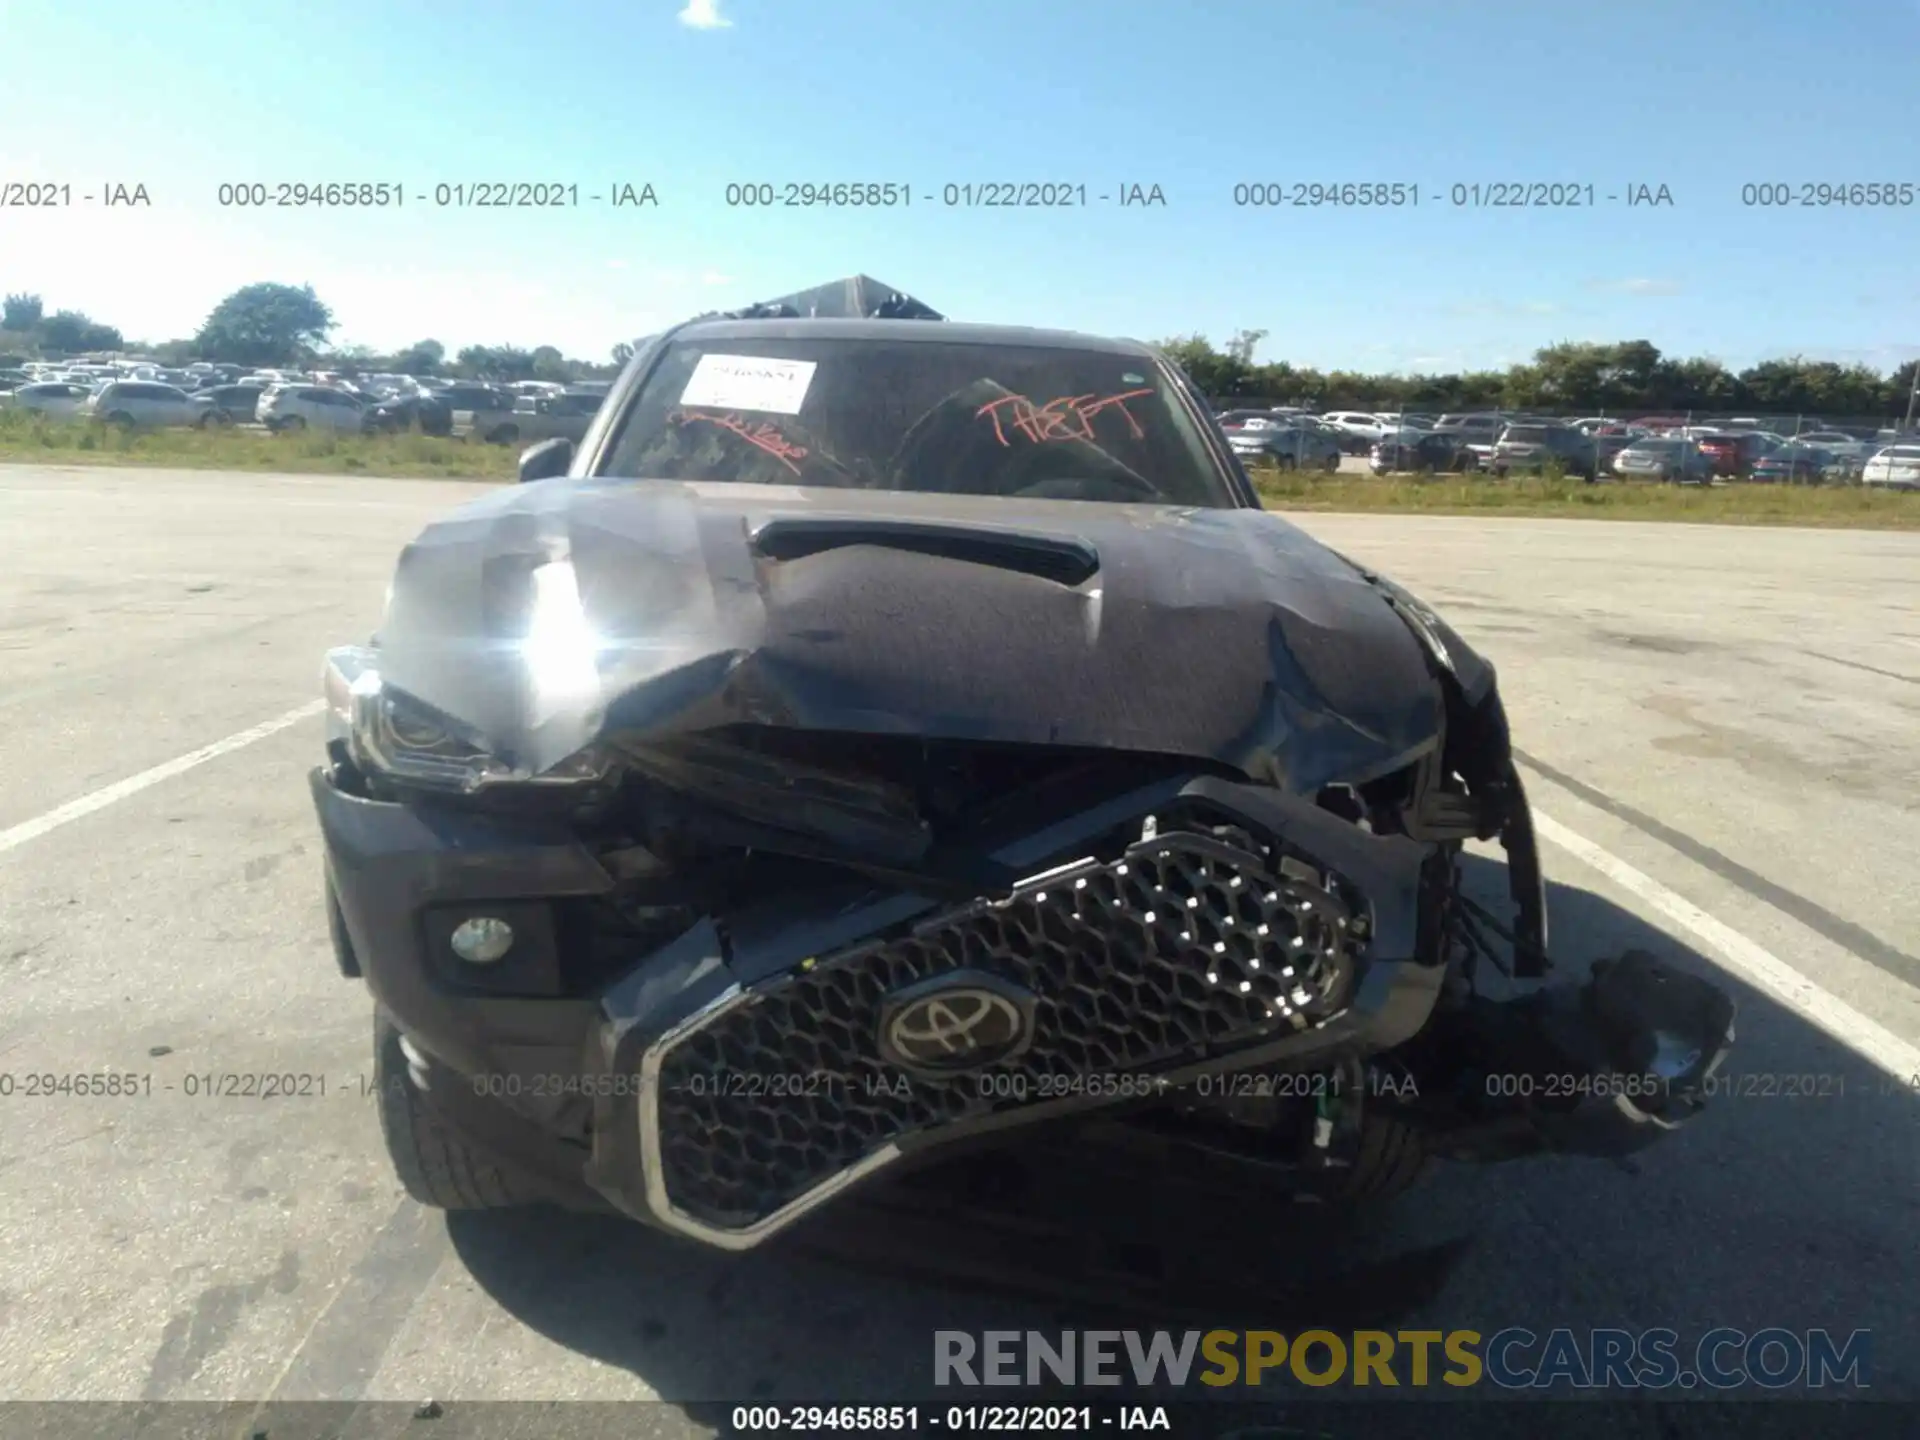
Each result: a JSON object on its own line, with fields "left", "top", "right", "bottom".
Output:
{"left": 1749, "top": 442, "right": 1833, "bottom": 484}
{"left": 1610, "top": 436, "right": 1716, "bottom": 484}
{"left": 365, "top": 392, "right": 454, "bottom": 436}
{"left": 196, "top": 383, "right": 266, "bottom": 425}
{"left": 2, "top": 381, "right": 93, "bottom": 417}
{"left": 1223, "top": 416, "right": 1343, "bottom": 471}
{"left": 1793, "top": 430, "right": 1877, "bottom": 467}
{"left": 1369, "top": 430, "right": 1481, "bottom": 475}
{"left": 1431, "top": 412, "right": 1509, "bottom": 440}
{"left": 257, "top": 385, "right": 370, "bottom": 434}
{"left": 503, "top": 389, "right": 609, "bottom": 447}
{"left": 0, "top": 368, "right": 32, "bottom": 393}
{"left": 1586, "top": 425, "right": 1646, "bottom": 468}
{"left": 1694, "top": 430, "right": 1775, "bottom": 479}
{"left": 1372, "top": 411, "right": 1433, "bottom": 432}
{"left": 1491, "top": 422, "right": 1601, "bottom": 480}
{"left": 442, "top": 385, "right": 524, "bottom": 443}
{"left": 1319, "top": 411, "right": 1408, "bottom": 452}
{"left": 81, "top": 381, "right": 207, "bottom": 429}
{"left": 1860, "top": 443, "right": 1920, "bottom": 490}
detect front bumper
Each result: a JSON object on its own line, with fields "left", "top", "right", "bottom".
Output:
{"left": 314, "top": 765, "right": 1454, "bottom": 1248}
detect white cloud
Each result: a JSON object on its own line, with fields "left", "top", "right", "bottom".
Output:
{"left": 677, "top": 0, "right": 732, "bottom": 28}
{"left": 1588, "top": 278, "right": 1682, "bottom": 296}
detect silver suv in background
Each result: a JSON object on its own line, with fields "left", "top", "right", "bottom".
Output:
{"left": 1491, "top": 421, "right": 1601, "bottom": 480}
{"left": 81, "top": 381, "right": 210, "bottom": 429}
{"left": 1221, "top": 415, "right": 1344, "bottom": 471}
{"left": 3, "top": 381, "right": 94, "bottom": 418}
{"left": 1610, "top": 436, "right": 1717, "bottom": 484}
{"left": 257, "top": 385, "right": 371, "bottom": 434}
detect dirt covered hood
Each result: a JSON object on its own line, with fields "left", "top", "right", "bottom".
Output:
{"left": 372, "top": 479, "right": 1452, "bottom": 793}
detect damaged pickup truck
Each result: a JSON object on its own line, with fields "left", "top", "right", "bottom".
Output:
{"left": 312, "top": 304, "right": 1736, "bottom": 1250}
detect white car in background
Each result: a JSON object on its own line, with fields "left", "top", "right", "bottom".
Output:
{"left": 1860, "top": 443, "right": 1920, "bottom": 490}
{"left": 80, "top": 380, "right": 208, "bottom": 428}
{"left": 3, "top": 381, "right": 93, "bottom": 417}
{"left": 257, "top": 384, "right": 370, "bottom": 433}
{"left": 1320, "top": 410, "right": 1424, "bottom": 451}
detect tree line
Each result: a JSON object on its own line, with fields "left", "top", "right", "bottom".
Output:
{"left": 4, "top": 284, "right": 1917, "bottom": 415}
{"left": 0, "top": 283, "right": 623, "bottom": 383}
{"left": 1161, "top": 330, "right": 1920, "bottom": 419}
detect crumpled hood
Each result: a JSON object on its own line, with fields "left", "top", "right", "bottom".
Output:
{"left": 372, "top": 478, "right": 1455, "bottom": 794}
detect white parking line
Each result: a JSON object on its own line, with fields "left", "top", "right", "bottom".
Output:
{"left": 1533, "top": 810, "right": 1920, "bottom": 1080}
{"left": 0, "top": 700, "right": 325, "bottom": 856}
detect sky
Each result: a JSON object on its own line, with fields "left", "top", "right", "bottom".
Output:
{"left": 3, "top": 0, "right": 1920, "bottom": 376}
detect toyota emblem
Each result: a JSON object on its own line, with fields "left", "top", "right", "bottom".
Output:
{"left": 876, "top": 970, "right": 1036, "bottom": 1075}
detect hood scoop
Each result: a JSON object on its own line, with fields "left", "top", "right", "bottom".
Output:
{"left": 749, "top": 516, "right": 1100, "bottom": 588}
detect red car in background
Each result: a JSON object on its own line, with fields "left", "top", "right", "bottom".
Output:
{"left": 1694, "top": 431, "right": 1774, "bottom": 478}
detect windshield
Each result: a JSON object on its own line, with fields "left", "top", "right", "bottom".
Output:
{"left": 599, "top": 336, "right": 1235, "bottom": 506}
{"left": 1502, "top": 426, "right": 1550, "bottom": 442}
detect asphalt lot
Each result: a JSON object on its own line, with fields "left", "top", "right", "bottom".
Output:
{"left": 0, "top": 465, "right": 1916, "bottom": 1430}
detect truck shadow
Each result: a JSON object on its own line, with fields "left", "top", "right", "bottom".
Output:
{"left": 445, "top": 852, "right": 1917, "bottom": 1416}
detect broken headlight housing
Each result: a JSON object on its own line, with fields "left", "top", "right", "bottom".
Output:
{"left": 322, "top": 645, "right": 612, "bottom": 793}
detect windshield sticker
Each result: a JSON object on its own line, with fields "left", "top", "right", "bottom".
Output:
{"left": 975, "top": 388, "right": 1156, "bottom": 447}
{"left": 670, "top": 408, "right": 810, "bottom": 474}
{"left": 678, "top": 353, "right": 816, "bottom": 414}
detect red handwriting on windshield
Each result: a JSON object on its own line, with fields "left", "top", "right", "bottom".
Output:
{"left": 670, "top": 408, "right": 810, "bottom": 474}
{"left": 975, "top": 388, "right": 1156, "bottom": 447}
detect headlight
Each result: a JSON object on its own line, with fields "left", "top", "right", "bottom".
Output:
{"left": 322, "top": 644, "right": 612, "bottom": 792}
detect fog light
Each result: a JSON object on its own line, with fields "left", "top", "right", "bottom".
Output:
{"left": 450, "top": 916, "right": 515, "bottom": 965}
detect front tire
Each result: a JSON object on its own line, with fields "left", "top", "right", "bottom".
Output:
{"left": 1334, "top": 1109, "right": 1430, "bottom": 1203}
{"left": 373, "top": 1010, "right": 548, "bottom": 1211}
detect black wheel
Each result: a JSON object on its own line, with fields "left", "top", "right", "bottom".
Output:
{"left": 278, "top": 415, "right": 307, "bottom": 432}
{"left": 373, "top": 1009, "right": 548, "bottom": 1211}
{"left": 1331, "top": 1108, "right": 1430, "bottom": 1203}
{"left": 105, "top": 411, "right": 135, "bottom": 429}
{"left": 485, "top": 424, "right": 520, "bottom": 446}
{"left": 1276, "top": 453, "right": 1297, "bottom": 472}
{"left": 1320, "top": 450, "right": 1339, "bottom": 472}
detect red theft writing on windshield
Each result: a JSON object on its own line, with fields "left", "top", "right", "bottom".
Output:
{"left": 975, "top": 388, "right": 1156, "bottom": 447}
{"left": 670, "top": 408, "right": 810, "bottom": 474}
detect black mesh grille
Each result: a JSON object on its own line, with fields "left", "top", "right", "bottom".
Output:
{"left": 651, "top": 826, "right": 1359, "bottom": 1229}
